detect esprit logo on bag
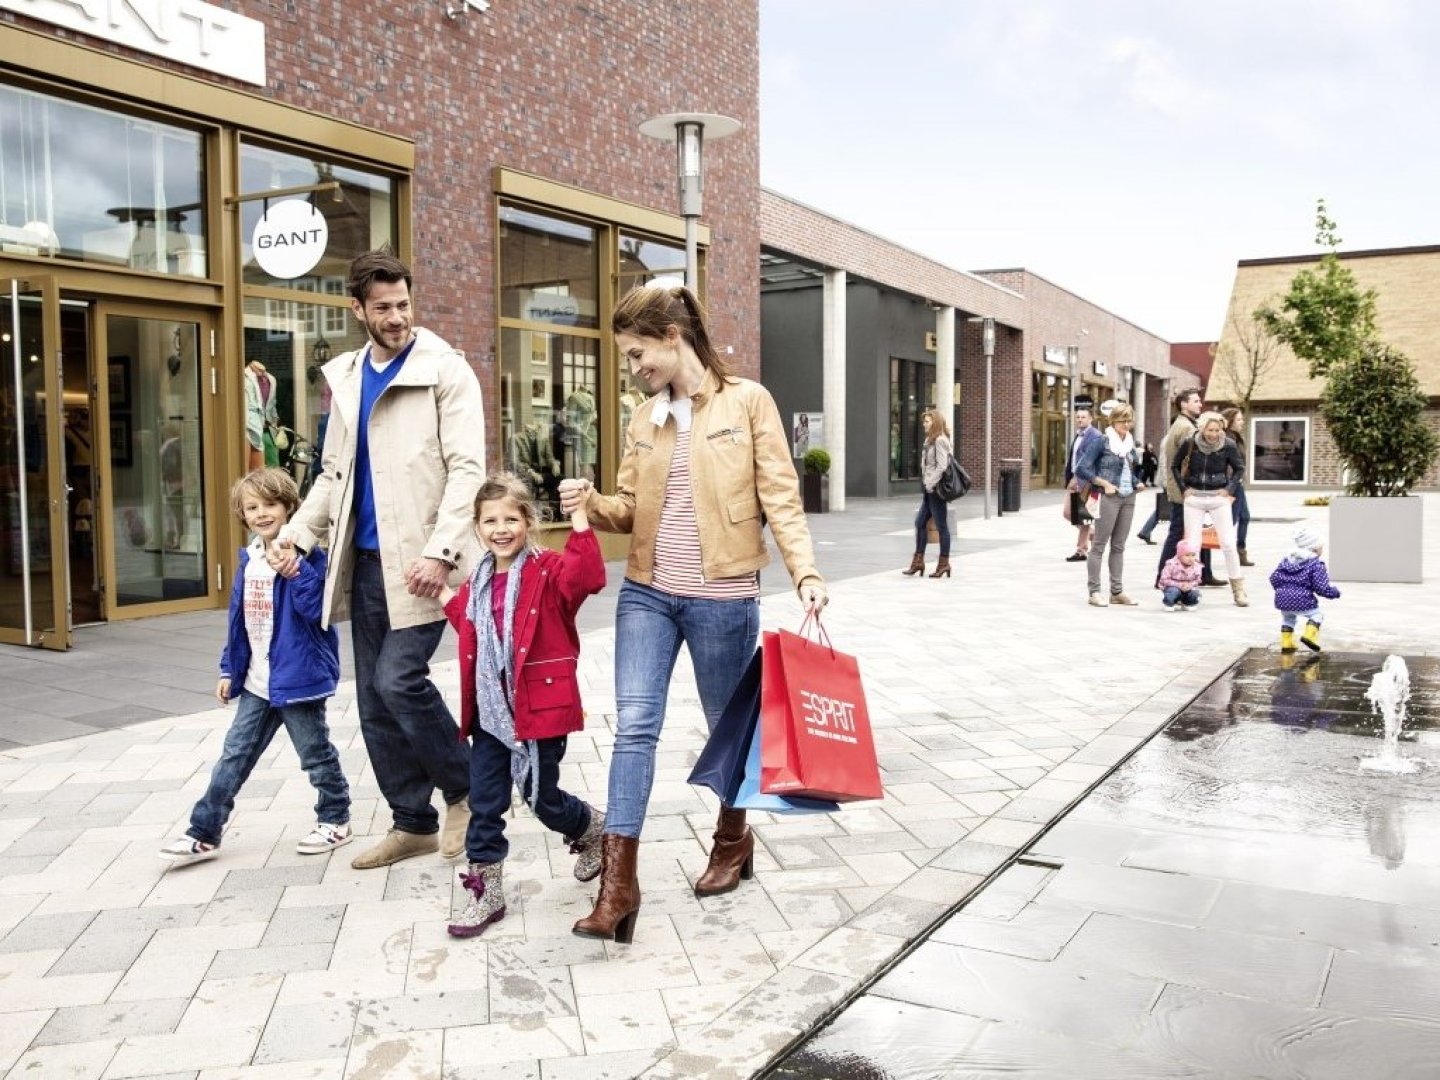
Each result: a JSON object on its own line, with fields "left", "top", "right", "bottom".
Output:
{"left": 799, "top": 690, "right": 859, "bottom": 745}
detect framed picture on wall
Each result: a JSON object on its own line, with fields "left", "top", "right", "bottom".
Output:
{"left": 107, "top": 356, "right": 131, "bottom": 409}
{"left": 110, "top": 415, "right": 133, "bottom": 467}
{"left": 531, "top": 377, "right": 549, "bottom": 404}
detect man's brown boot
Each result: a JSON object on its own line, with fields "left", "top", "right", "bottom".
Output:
{"left": 573, "top": 834, "right": 641, "bottom": 944}
{"left": 694, "top": 807, "right": 753, "bottom": 897}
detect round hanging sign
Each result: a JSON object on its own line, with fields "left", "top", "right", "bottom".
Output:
{"left": 252, "top": 199, "right": 328, "bottom": 279}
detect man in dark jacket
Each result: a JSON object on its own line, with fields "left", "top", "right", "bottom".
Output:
{"left": 1063, "top": 406, "right": 1103, "bottom": 562}
{"left": 1156, "top": 388, "right": 1219, "bottom": 586}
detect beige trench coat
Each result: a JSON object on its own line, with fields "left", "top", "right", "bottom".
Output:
{"left": 286, "top": 327, "right": 486, "bottom": 629}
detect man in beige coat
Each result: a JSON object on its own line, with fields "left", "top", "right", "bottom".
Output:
{"left": 275, "top": 249, "right": 485, "bottom": 869}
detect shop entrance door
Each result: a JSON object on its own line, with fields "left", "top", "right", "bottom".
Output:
{"left": 1, "top": 277, "right": 72, "bottom": 649}
{"left": 95, "top": 303, "right": 217, "bottom": 619}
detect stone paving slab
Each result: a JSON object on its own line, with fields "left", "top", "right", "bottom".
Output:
{"left": 0, "top": 491, "right": 1435, "bottom": 1078}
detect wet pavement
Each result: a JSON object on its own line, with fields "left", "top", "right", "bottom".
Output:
{"left": 769, "top": 650, "right": 1440, "bottom": 1079}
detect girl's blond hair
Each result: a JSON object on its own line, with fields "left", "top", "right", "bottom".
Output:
{"left": 472, "top": 471, "right": 546, "bottom": 551}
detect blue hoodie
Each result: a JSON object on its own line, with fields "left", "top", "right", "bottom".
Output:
{"left": 220, "top": 544, "right": 340, "bottom": 706}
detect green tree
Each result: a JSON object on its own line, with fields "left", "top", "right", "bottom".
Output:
{"left": 1320, "top": 343, "right": 1439, "bottom": 497}
{"left": 1256, "top": 199, "right": 1379, "bottom": 379}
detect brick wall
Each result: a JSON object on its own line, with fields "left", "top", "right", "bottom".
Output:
{"left": 5, "top": 2, "right": 762, "bottom": 458}
{"left": 957, "top": 320, "right": 1029, "bottom": 491}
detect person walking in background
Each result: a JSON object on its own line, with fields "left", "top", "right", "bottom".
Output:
{"left": 1270, "top": 523, "right": 1341, "bottom": 652}
{"left": 560, "top": 283, "right": 826, "bottom": 944}
{"left": 273, "top": 249, "right": 486, "bottom": 871}
{"left": 903, "top": 407, "right": 954, "bottom": 579}
{"left": 1063, "top": 406, "right": 1103, "bottom": 562}
{"left": 161, "top": 469, "right": 349, "bottom": 865}
{"left": 1156, "top": 388, "right": 1218, "bottom": 586}
{"left": 1075, "top": 403, "right": 1146, "bottom": 607}
{"left": 1221, "top": 407, "right": 1255, "bottom": 567}
{"left": 1174, "top": 410, "right": 1249, "bottom": 607}
{"left": 1136, "top": 441, "right": 1161, "bottom": 544}
{"left": 1158, "top": 538, "right": 1204, "bottom": 611}
{"left": 438, "top": 473, "right": 606, "bottom": 938}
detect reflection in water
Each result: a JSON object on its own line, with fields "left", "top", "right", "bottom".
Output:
{"left": 1364, "top": 793, "right": 1406, "bottom": 869}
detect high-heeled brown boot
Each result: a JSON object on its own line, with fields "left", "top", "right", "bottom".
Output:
{"left": 929, "top": 557, "right": 951, "bottom": 578}
{"left": 693, "top": 807, "right": 753, "bottom": 897}
{"left": 902, "top": 553, "right": 925, "bottom": 576}
{"left": 1238, "top": 546, "right": 1255, "bottom": 567}
{"left": 572, "top": 834, "right": 641, "bottom": 943}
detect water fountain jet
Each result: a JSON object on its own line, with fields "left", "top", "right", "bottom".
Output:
{"left": 1359, "top": 655, "right": 1420, "bottom": 775}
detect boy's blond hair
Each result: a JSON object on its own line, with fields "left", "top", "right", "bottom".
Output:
{"left": 230, "top": 467, "right": 300, "bottom": 527}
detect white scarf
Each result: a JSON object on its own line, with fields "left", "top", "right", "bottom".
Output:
{"left": 1105, "top": 427, "right": 1134, "bottom": 458}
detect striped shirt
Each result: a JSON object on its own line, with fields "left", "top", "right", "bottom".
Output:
{"left": 651, "top": 398, "right": 760, "bottom": 600}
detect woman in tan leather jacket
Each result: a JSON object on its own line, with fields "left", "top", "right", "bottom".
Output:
{"left": 560, "top": 284, "right": 826, "bottom": 943}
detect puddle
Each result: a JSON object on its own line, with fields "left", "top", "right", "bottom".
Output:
{"left": 765, "top": 650, "right": 1440, "bottom": 1079}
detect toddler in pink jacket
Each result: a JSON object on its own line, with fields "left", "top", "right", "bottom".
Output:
{"left": 1159, "top": 539, "right": 1203, "bottom": 611}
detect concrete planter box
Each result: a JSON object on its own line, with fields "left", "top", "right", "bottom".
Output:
{"left": 1328, "top": 495, "right": 1424, "bottom": 583}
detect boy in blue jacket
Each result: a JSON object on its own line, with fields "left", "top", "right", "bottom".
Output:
{"left": 160, "top": 468, "right": 350, "bottom": 865}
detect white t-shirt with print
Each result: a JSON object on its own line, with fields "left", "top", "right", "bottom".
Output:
{"left": 241, "top": 537, "right": 277, "bottom": 700}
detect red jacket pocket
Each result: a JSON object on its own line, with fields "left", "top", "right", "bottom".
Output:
{"left": 523, "top": 657, "right": 579, "bottom": 711}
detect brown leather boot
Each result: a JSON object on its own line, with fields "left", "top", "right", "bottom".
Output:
{"left": 1238, "top": 546, "right": 1255, "bottom": 567}
{"left": 572, "top": 834, "right": 641, "bottom": 944}
{"left": 902, "top": 553, "right": 925, "bottom": 576}
{"left": 929, "top": 557, "right": 951, "bottom": 578}
{"left": 694, "top": 807, "right": 754, "bottom": 897}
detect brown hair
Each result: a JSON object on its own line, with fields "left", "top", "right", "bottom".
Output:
{"left": 347, "top": 246, "right": 412, "bottom": 304}
{"left": 922, "top": 407, "right": 951, "bottom": 443}
{"left": 472, "top": 471, "right": 546, "bottom": 550}
{"left": 1109, "top": 403, "right": 1135, "bottom": 425}
{"left": 1221, "top": 406, "right": 1244, "bottom": 431}
{"left": 611, "top": 284, "right": 731, "bottom": 385}
{"left": 230, "top": 467, "right": 300, "bottom": 527}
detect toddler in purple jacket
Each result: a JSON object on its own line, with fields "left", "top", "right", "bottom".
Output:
{"left": 1269, "top": 523, "right": 1341, "bottom": 653}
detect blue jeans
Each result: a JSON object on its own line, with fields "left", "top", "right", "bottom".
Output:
{"left": 351, "top": 554, "right": 470, "bottom": 834}
{"left": 1161, "top": 586, "right": 1201, "bottom": 608}
{"left": 915, "top": 491, "right": 950, "bottom": 557}
{"left": 1137, "top": 507, "right": 1158, "bottom": 540}
{"left": 465, "top": 730, "right": 589, "bottom": 863}
{"left": 1281, "top": 607, "right": 1322, "bottom": 630}
{"left": 606, "top": 580, "right": 759, "bottom": 838}
{"left": 187, "top": 690, "right": 349, "bottom": 846}
{"left": 1232, "top": 483, "right": 1251, "bottom": 548}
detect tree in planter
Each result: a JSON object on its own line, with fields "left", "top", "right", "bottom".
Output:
{"left": 801, "top": 448, "right": 830, "bottom": 513}
{"left": 803, "top": 448, "right": 831, "bottom": 476}
{"left": 1320, "top": 343, "right": 1438, "bottom": 496}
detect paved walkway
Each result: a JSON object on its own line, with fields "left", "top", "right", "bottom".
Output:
{"left": 0, "top": 491, "right": 1435, "bottom": 1079}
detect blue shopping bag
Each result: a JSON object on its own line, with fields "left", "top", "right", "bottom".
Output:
{"left": 688, "top": 647, "right": 840, "bottom": 815}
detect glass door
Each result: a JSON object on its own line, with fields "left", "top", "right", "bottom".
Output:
{"left": 1, "top": 277, "right": 71, "bottom": 649}
{"left": 96, "top": 304, "right": 216, "bottom": 617}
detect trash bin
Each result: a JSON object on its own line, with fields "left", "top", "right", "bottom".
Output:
{"left": 999, "top": 459, "right": 1023, "bottom": 514}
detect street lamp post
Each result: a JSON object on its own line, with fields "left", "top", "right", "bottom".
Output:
{"left": 982, "top": 317, "right": 995, "bottom": 520}
{"left": 1066, "top": 344, "right": 1079, "bottom": 464}
{"left": 638, "top": 112, "right": 741, "bottom": 291}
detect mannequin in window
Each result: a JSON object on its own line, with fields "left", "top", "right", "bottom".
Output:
{"left": 510, "top": 418, "right": 559, "bottom": 504}
{"left": 563, "top": 384, "right": 597, "bottom": 480}
{"left": 244, "top": 360, "right": 280, "bottom": 468}
{"left": 159, "top": 422, "right": 185, "bottom": 550}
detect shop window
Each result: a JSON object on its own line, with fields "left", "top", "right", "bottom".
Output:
{"left": 1251, "top": 417, "right": 1309, "bottom": 483}
{"left": 889, "top": 357, "right": 934, "bottom": 481}
{"left": 0, "top": 84, "right": 205, "bottom": 275}
{"left": 618, "top": 233, "right": 685, "bottom": 293}
{"left": 499, "top": 207, "right": 599, "bottom": 329}
{"left": 241, "top": 297, "right": 368, "bottom": 491}
{"left": 239, "top": 141, "right": 395, "bottom": 289}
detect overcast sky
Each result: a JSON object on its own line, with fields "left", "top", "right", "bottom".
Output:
{"left": 759, "top": 0, "right": 1439, "bottom": 343}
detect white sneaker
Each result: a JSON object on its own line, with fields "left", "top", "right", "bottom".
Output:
{"left": 297, "top": 822, "right": 353, "bottom": 855}
{"left": 159, "top": 837, "right": 218, "bottom": 865}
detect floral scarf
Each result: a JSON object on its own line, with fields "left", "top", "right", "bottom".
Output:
{"left": 465, "top": 547, "right": 540, "bottom": 810}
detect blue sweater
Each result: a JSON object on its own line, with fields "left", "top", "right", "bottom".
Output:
{"left": 220, "top": 545, "right": 340, "bottom": 706}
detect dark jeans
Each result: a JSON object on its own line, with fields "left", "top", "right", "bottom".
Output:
{"left": 1162, "top": 586, "right": 1201, "bottom": 608}
{"left": 1137, "top": 507, "right": 1158, "bottom": 539}
{"left": 351, "top": 554, "right": 470, "bottom": 834}
{"left": 915, "top": 490, "right": 950, "bottom": 558}
{"left": 465, "top": 729, "right": 589, "bottom": 863}
{"left": 1157, "top": 504, "right": 1214, "bottom": 583}
{"left": 1232, "top": 483, "right": 1251, "bottom": 548}
{"left": 187, "top": 690, "right": 349, "bottom": 846}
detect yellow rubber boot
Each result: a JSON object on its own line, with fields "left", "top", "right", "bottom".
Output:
{"left": 1301, "top": 623, "right": 1322, "bottom": 652}
{"left": 1280, "top": 627, "right": 1296, "bottom": 654}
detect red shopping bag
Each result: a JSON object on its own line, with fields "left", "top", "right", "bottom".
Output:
{"left": 759, "top": 618, "right": 882, "bottom": 802}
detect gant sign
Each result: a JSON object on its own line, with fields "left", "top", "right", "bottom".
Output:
{"left": 2, "top": 0, "right": 267, "bottom": 86}
{"left": 252, "top": 199, "right": 328, "bottom": 280}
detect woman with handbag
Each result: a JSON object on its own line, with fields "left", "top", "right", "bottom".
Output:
{"left": 1173, "top": 411, "right": 1249, "bottom": 606}
{"left": 557, "top": 284, "right": 826, "bottom": 943}
{"left": 1075, "top": 403, "right": 1146, "bottom": 606}
{"left": 903, "top": 408, "right": 954, "bottom": 579}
